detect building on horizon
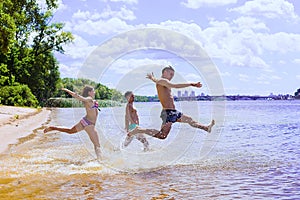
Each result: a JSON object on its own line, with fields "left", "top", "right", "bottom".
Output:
{"left": 190, "top": 91, "right": 195, "bottom": 97}
{"left": 177, "top": 91, "right": 181, "bottom": 97}
{"left": 183, "top": 90, "right": 188, "bottom": 97}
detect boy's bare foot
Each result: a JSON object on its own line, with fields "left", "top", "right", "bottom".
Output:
{"left": 122, "top": 135, "right": 134, "bottom": 147}
{"left": 143, "top": 146, "right": 150, "bottom": 152}
{"left": 207, "top": 120, "right": 215, "bottom": 133}
{"left": 44, "top": 127, "right": 53, "bottom": 133}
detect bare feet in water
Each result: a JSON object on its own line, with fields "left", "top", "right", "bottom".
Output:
{"left": 95, "top": 146, "right": 102, "bottom": 160}
{"left": 207, "top": 120, "right": 215, "bottom": 133}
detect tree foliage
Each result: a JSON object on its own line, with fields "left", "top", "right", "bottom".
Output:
{"left": 0, "top": 0, "right": 73, "bottom": 106}
{"left": 295, "top": 88, "right": 300, "bottom": 96}
{"left": 0, "top": 84, "right": 38, "bottom": 107}
{"left": 0, "top": 0, "right": 16, "bottom": 53}
{"left": 57, "top": 78, "right": 124, "bottom": 101}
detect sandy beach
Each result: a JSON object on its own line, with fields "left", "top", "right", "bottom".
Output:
{"left": 0, "top": 105, "right": 51, "bottom": 154}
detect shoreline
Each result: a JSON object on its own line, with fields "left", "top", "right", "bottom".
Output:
{"left": 0, "top": 106, "right": 51, "bottom": 154}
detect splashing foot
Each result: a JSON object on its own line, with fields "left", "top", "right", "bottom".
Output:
{"left": 207, "top": 119, "right": 215, "bottom": 133}
{"left": 43, "top": 127, "right": 53, "bottom": 133}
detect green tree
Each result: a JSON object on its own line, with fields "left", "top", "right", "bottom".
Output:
{"left": 0, "top": 0, "right": 16, "bottom": 53}
{"left": 0, "top": 84, "right": 38, "bottom": 107}
{"left": 134, "top": 95, "right": 149, "bottom": 102}
{"left": 96, "top": 83, "right": 112, "bottom": 99}
{"left": 57, "top": 78, "right": 123, "bottom": 101}
{"left": 295, "top": 88, "right": 300, "bottom": 96}
{"left": 0, "top": 0, "right": 73, "bottom": 105}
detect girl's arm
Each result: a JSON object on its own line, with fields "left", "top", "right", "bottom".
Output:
{"left": 61, "top": 88, "right": 91, "bottom": 102}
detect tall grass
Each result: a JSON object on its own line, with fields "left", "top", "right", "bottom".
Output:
{"left": 45, "top": 98, "right": 122, "bottom": 108}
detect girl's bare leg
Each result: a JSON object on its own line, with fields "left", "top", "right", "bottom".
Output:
{"left": 180, "top": 114, "right": 215, "bottom": 133}
{"left": 44, "top": 122, "right": 83, "bottom": 134}
{"left": 85, "top": 126, "right": 101, "bottom": 160}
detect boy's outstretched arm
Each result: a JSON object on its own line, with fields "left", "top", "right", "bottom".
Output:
{"left": 146, "top": 72, "right": 158, "bottom": 83}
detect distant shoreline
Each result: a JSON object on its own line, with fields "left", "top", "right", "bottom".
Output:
{"left": 146, "top": 94, "right": 298, "bottom": 102}
{"left": 43, "top": 95, "right": 299, "bottom": 108}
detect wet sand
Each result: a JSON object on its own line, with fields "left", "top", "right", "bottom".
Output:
{"left": 0, "top": 106, "right": 51, "bottom": 154}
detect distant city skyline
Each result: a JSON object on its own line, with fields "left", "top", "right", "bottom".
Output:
{"left": 172, "top": 90, "right": 297, "bottom": 98}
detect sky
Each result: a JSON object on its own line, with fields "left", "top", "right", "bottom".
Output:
{"left": 47, "top": 0, "right": 300, "bottom": 96}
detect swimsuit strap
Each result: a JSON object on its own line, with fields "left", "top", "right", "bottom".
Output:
{"left": 91, "top": 101, "right": 101, "bottom": 111}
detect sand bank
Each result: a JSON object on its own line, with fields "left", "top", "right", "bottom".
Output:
{"left": 0, "top": 106, "right": 51, "bottom": 154}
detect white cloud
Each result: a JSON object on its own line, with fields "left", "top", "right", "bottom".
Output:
{"left": 256, "top": 74, "right": 282, "bottom": 85}
{"left": 68, "top": 6, "right": 136, "bottom": 35}
{"left": 56, "top": 0, "right": 68, "bottom": 11}
{"left": 146, "top": 20, "right": 270, "bottom": 69}
{"left": 279, "top": 60, "right": 286, "bottom": 65}
{"left": 59, "top": 63, "right": 80, "bottom": 78}
{"left": 229, "top": 0, "right": 299, "bottom": 21}
{"left": 72, "top": 17, "right": 134, "bottom": 35}
{"left": 99, "top": 6, "right": 136, "bottom": 20}
{"left": 147, "top": 18, "right": 300, "bottom": 70}
{"left": 257, "top": 80, "right": 270, "bottom": 85}
{"left": 296, "top": 75, "right": 300, "bottom": 80}
{"left": 146, "top": 20, "right": 204, "bottom": 42}
{"left": 259, "top": 32, "right": 300, "bottom": 53}
{"left": 109, "top": 58, "right": 170, "bottom": 74}
{"left": 232, "top": 17, "right": 269, "bottom": 32}
{"left": 239, "top": 74, "right": 249, "bottom": 82}
{"left": 201, "top": 20, "right": 269, "bottom": 68}
{"left": 293, "top": 59, "right": 300, "bottom": 64}
{"left": 101, "top": 0, "right": 138, "bottom": 5}
{"left": 64, "top": 12, "right": 300, "bottom": 71}
{"left": 183, "top": 73, "right": 202, "bottom": 81}
{"left": 181, "top": 0, "right": 237, "bottom": 9}
{"left": 72, "top": 10, "right": 100, "bottom": 20}
{"left": 220, "top": 72, "right": 231, "bottom": 77}
{"left": 72, "top": 6, "right": 136, "bottom": 21}
{"left": 63, "top": 34, "right": 97, "bottom": 59}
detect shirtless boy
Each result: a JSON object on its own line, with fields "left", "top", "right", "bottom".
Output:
{"left": 124, "top": 91, "right": 172, "bottom": 150}
{"left": 144, "top": 65, "right": 215, "bottom": 139}
{"left": 123, "top": 91, "right": 150, "bottom": 151}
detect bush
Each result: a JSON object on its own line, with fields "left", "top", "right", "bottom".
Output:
{"left": 0, "top": 84, "right": 38, "bottom": 107}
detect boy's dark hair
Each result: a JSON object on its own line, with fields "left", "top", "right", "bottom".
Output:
{"left": 162, "top": 65, "right": 175, "bottom": 74}
{"left": 124, "top": 91, "right": 133, "bottom": 98}
{"left": 82, "top": 85, "right": 94, "bottom": 97}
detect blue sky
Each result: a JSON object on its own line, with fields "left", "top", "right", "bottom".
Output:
{"left": 48, "top": 0, "right": 300, "bottom": 96}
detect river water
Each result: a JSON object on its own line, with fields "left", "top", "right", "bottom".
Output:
{"left": 0, "top": 101, "right": 299, "bottom": 199}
